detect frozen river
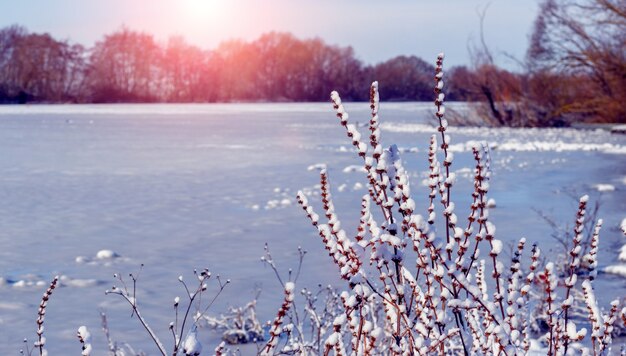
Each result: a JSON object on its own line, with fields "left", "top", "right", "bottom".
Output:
{"left": 0, "top": 103, "right": 624, "bottom": 353}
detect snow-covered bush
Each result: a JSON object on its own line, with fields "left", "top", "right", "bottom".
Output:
{"left": 271, "top": 53, "right": 626, "bottom": 355}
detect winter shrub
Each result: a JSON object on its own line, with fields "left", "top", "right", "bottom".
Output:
{"left": 267, "top": 53, "right": 626, "bottom": 355}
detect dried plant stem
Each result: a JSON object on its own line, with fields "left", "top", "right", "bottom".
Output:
{"left": 35, "top": 276, "right": 59, "bottom": 356}
{"left": 261, "top": 282, "right": 295, "bottom": 355}
{"left": 562, "top": 195, "right": 587, "bottom": 354}
{"left": 434, "top": 53, "right": 453, "bottom": 262}
{"left": 125, "top": 295, "right": 166, "bottom": 355}
{"left": 106, "top": 271, "right": 167, "bottom": 356}
{"left": 100, "top": 311, "right": 118, "bottom": 354}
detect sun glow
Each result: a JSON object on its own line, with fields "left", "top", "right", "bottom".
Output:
{"left": 181, "top": 0, "right": 222, "bottom": 21}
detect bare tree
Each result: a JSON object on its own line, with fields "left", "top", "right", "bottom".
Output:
{"left": 0, "top": 26, "right": 86, "bottom": 102}
{"left": 453, "top": 1, "right": 625, "bottom": 127}
{"left": 87, "top": 27, "right": 162, "bottom": 102}
{"left": 527, "top": 0, "right": 626, "bottom": 123}
{"left": 454, "top": 6, "right": 532, "bottom": 127}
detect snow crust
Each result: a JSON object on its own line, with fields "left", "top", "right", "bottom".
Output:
{"left": 0, "top": 102, "right": 624, "bottom": 353}
{"left": 379, "top": 123, "right": 626, "bottom": 154}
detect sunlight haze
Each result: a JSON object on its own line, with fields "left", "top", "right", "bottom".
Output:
{"left": 0, "top": 0, "right": 538, "bottom": 69}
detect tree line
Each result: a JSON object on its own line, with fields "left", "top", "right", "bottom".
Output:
{"left": 0, "top": 0, "right": 623, "bottom": 126}
{"left": 0, "top": 26, "right": 440, "bottom": 104}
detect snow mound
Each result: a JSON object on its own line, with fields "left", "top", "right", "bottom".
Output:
{"left": 1, "top": 274, "right": 47, "bottom": 288}
{"left": 342, "top": 165, "right": 367, "bottom": 173}
{"left": 454, "top": 167, "right": 473, "bottom": 180}
{"left": 0, "top": 273, "right": 102, "bottom": 288}
{"left": 59, "top": 275, "right": 103, "bottom": 288}
{"left": 307, "top": 163, "right": 327, "bottom": 171}
{"left": 593, "top": 184, "right": 615, "bottom": 192}
{"left": 611, "top": 124, "right": 626, "bottom": 134}
{"left": 603, "top": 265, "right": 626, "bottom": 278}
{"left": 0, "top": 301, "right": 27, "bottom": 310}
{"left": 251, "top": 185, "right": 298, "bottom": 211}
{"left": 76, "top": 250, "right": 125, "bottom": 266}
{"left": 96, "top": 249, "right": 120, "bottom": 259}
{"left": 11, "top": 279, "right": 46, "bottom": 288}
{"left": 264, "top": 198, "right": 292, "bottom": 210}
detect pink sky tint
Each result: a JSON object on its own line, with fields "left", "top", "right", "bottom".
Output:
{"left": 0, "top": 0, "right": 539, "bottom": 69}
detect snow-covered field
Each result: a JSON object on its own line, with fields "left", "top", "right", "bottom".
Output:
{"left": 0, "top": 102, "right": 624, "bottom": 353}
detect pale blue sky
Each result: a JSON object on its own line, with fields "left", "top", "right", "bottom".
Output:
{"left": 0, "top": 0, "right": 539, "bottom": 69}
